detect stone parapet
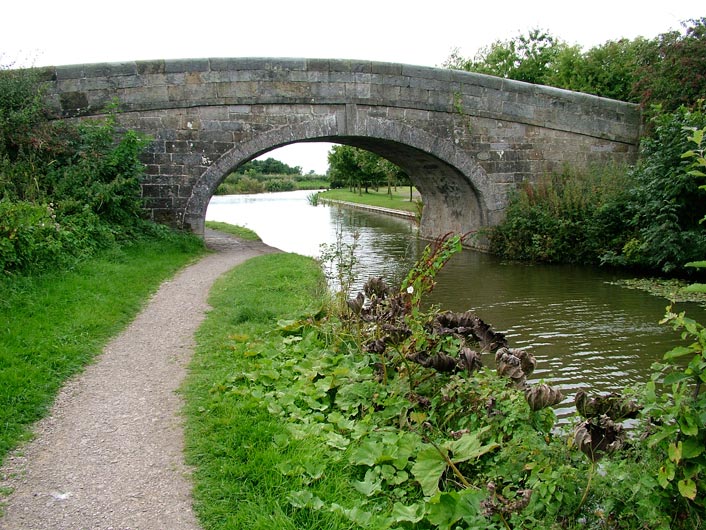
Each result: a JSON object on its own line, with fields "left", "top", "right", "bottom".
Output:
{"left": 45, "top": 58, "right": 641, "bottom": 146}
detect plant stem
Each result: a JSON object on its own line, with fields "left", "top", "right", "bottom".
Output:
{"left": 576, "top": 462, "right": 595, "bottom": 515}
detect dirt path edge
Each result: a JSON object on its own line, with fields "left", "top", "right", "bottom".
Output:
{"left": 0, "top": 231, "right": 276, "bottom": 530}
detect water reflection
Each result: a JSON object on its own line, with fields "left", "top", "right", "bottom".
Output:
{"left": 207, "top": 190, "right": 706, "bottom": 417}
{"left": 207, "top": 190, "right": 420, "bottom": 291}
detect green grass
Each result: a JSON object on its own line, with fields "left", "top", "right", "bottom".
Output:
{"left": 183, "top": 253, "right": 358, "bottom": 529}
{"left": 205, "top": 220, "right": 261, "bottom": 241}
{"left": 317, "top": 187, "right": 421, "bottom": 214}
{"left": 0, "top": 233, "right": 205, "bottom": 465}
{"left": 293, "top": 177, "right": 329, "bottom": 190}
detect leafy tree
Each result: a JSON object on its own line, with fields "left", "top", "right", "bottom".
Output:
{"left": 445, "top": 19, "right": 706, "bottom": 111}
{"left": 444, "top": 29, "right": 569, "bottom": 85}
{"left": 235, "top": 157, "right": 302, "bottom": 176}
{"left": 635, "top": 17, "right": 706, "bottom": 112}
{"left": 327, "top": 145, "right": 407, "bottom": 194}
{"left": 548, "top": 37, "right": 657, "bottom": 102}
{"left": 604, "top": 104, "right": 706, "bottom": 274}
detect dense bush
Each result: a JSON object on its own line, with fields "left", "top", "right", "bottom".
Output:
{"left": 489, "top": 106, "right": 706, "bottom": 276}
{"left": 489, "top": 164, "right": 635, "bottom": 266}
{"left": 602, "top": 105, "right": 706, "bottom": 273}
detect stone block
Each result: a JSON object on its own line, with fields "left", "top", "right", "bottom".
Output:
{"left": 137, "top": 60, "right": 166, "bottom": 75}
{"left": 164, "top": 59, "right": 209, "bottom": 73}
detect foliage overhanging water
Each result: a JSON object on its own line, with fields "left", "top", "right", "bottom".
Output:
{"left": 207, "top": 190, "right": 706, "bottom": 416}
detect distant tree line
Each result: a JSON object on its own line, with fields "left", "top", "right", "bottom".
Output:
{"left": 215, "top": 157, "right": 327, "bottom": 195}
{"left": 326, "top": 145, "right": 410, "bottom": 195}
{"left": 235, "top": 157, "right": 302, "bottom": 176}
{"left": 443, "top": 17, "right": 706, "bottom": 112}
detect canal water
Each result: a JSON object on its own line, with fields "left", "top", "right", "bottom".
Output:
{"left": 207, "top": 190, "right": 706, "bottom": 417}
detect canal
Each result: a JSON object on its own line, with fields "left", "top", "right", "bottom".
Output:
{"left": 207, "top": 190, "right": 706, "bottom": 417}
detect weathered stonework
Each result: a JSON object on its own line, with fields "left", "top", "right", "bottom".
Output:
{"left": 40, "top": 57, "right": 642, "bottom": 242}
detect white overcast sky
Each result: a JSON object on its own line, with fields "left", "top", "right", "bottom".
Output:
{"left": 2, "top": 0, "right": 701, "bottom": 173}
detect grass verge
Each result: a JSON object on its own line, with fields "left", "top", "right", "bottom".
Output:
{"left": 183, "top": 253, "right": 359, "bottom": 529}
{"left": 317, "top": 187, "right": 420, "bottom": 214}
{"left": 205, "top": 220, "right": 261, "bottom": 241}
{"left": 0, "top": 233, "right": 205, "bottom": 465}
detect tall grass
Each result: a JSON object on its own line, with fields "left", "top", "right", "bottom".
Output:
{"left": 0, "top": 233, "right": 205, "bottom": 464}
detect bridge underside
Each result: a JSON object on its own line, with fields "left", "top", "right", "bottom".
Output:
{"left": 321, "top": 136, "right": 485, "bottom": 240}
{"left": 175, "top": 103, "right": 503, "bottom": 244}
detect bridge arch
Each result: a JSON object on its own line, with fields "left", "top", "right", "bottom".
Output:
{"left": 186, "top": 116, "right": 491, "bottom": 240}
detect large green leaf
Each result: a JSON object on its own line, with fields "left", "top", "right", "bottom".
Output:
{"left": 685, "top": 261, "right": 706, "bottom": 269}
{"left": 682, "top": 283, "right": 706, "bottom": 293}
{"left": 664, "top": 346, "right": 695, "bottom": 360}
{"left": 678, "top": 478, "right": 697, "bottom": 500}
{"left": 682, "top": 438, "right": 705, "bottom": 459}
{"left": 426, "top": 490, "right": 485, "bottom": 530}
{"left": 446, "top": 428, "right": 500, "bottom": 463}
{"left": 411, "top": 446, "right": 448, "bottom": 497}
{"left": 390, "top": 502, "right": 425, "bottom": 523}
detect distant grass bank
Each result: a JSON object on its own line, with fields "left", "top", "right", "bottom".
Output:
{"left": 0, "top": 233, "right": 205, "bottom": 466}
{"left": 205, "top": 221, "right": 260, "bottom": 241}
{"left": 317, "top": 187, "right": 420, "bottom": 214}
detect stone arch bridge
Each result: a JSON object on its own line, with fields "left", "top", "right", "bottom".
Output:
{"left": 41, "top": 57, "right": 641, "bottom": 242}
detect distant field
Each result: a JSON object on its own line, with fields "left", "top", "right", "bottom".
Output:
{"left": 317, "top": 187, "right": 420, "bottom": 214}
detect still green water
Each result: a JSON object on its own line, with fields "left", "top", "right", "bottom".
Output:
{"left": 207, "top": 190, "right": 706, "bottom": 416}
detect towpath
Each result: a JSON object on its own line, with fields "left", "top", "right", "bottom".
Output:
{"left": 0, "top": 230, "right": 275, "bottom": 530}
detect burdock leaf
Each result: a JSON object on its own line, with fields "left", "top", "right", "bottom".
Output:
{"left": 445, "top": 427, "right": 499, "bottom": 463}
{"left": 411, "top": 446, "right": 448, "bottom": 497}
{"left": 349, "top": 439, "right": 384, "bottom": 466}
{"left": 331, "top": 504, "right": 373, "bottom": 525}
{"left": 682, "top": 438, "right": 705, "bottom": 459}
{"left": 353, "top": 469, "right": 382, "bottom": 497}
{"left": 678, "top": 478, "right": 697, "bottom": 500}
{"left": 525, "top": 383, "right": 564, "bottom": 411}
{"left": 668, "top": 441, "right": 682, "bottom": 464}
{"left": 288, "top": 489, "right": 324, "bottom": 509}
{"left": 391, "top": 502, "right": 425, "bottom": 523}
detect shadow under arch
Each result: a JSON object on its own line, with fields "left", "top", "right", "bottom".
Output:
{"left": 184, "top": 118, "right": 494, "bottom": 242}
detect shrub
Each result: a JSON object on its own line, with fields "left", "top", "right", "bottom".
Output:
{"left": 602, "top": 105, "right": 706, "bottom": 274}
{"left": 0, "top": 66, "right": 158, "bottom": 274}
{"left": 489, "top": 164, "right": 634, "bottom": 265}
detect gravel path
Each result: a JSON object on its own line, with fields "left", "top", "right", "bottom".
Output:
{"left": 0, "top": 230, "right": 277, "bottom": 530}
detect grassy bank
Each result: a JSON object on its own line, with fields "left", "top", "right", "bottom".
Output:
{"left": 0, "top": 233, "right": 205, "bottom": 465}
{"left": 183, "top": 253, "right": 359, "bottom": 529}
{"left": 317, "top": 187, "right": 420, "bottom": 214}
